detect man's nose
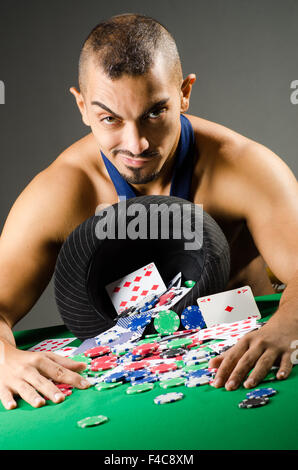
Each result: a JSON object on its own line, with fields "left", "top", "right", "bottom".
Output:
{"left": 122, "top": 122, "right": 149, "bottom": 156}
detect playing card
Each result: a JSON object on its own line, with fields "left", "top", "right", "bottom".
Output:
{"left": 28, "top": 337, "right": 76, "bottom": 352}
{"left": 53, "top": 346, "right": 78, "bottom": 357}
{"left": 197, "top": 286, "right": 261, "bottom": 328}
{"left": 198, "top": 318, "right": 260, "bottom": 341}
{"left": 105, "top": 262, "right": 167, "bottom": 314}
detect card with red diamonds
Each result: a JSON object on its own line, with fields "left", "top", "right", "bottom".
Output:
{"left": 197, "top": 285, "right": 261, "bottom": 327}
{"left": 105, "top": 262, "right": 167, "bottom": 314}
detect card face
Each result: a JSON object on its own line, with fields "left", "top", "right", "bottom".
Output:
{"left": 197, "top": 286, "right": 261, "bottom": 327}
{"left": 28, "top": 338, "right": 75, "bottom": 352}
{"left": 105, "top": 262, "right": 167, "bottom": 314}
{"left": 53, "top": 346, "right": 78, "bottom": 357}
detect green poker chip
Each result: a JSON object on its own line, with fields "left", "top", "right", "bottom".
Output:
{"left": 184, "top": 280, "right": 196, "bottom": 288}
{"left": 95, "top": 381, "right": 123, "bottom": 391}
{"left": 72, "top": 354, "right": 91, "bottom": 364}
{"left": 159, "top": 377, "right": 186, "bottom": 389}
{"left": 153, "top": 310, "right": 180, "bottom": 335}
{"left": 183, "top": 364, "right": 207, "bottom": 373}
{"left": 167, "top": 337, "right": 193, "bottom": 349}
{"left": 126, "top": 383, "right": 154, "bottom": 394}
{"left": 77, "top": 415, "right": 108, "bottom": 428}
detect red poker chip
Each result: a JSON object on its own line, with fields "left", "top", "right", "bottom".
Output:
{"left": 91, "top": 354, "right": 117, "bottom": 365}
{"left": 132, "top": 343, "right": 159, "bottom": 356}
{"left": 173, "top": 329, "right": 199, "bottom": 336}
{"left": 150, "top": 363, "right": 178, "bottom": 374}
{"left": 55, "top": 383, "right": 73, "bottom": 390}
{"left": 84, "top": 346, "right": 111, "bottom": 358}
{"left": 123, "top": 360, "right": 149, "bottom": 371}
{"left": 186, "top": 339, "right": 202, "bottom": 349}
{"left": 60, "top": 388, "right": 72, "bottom": 396}
{"left": 144, "top": 355, "right": 162, "bottom": 361}
{"left": 91, "top": 362, "right": 115, "bottom": 371}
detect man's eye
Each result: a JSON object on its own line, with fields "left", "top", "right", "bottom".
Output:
{"left": 147, "top": 108, "right": 166, "bottom": 119}
{"left": 101, "top": 116, "right": 117, "bottom": 124}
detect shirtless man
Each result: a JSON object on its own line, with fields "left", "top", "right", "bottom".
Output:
{"left": 0, "top": 14, "right": 297, "bottom": 411}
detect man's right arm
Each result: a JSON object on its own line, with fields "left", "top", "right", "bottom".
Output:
{"left": 0, "top": 165, "right": 95, "bottom": 410}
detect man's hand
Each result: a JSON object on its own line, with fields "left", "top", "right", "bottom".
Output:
{"left": 208, "top": 311, "right": 296, "bottom": 390}
{"left": 0, "top": 340, "right": 90, "bottom": 410}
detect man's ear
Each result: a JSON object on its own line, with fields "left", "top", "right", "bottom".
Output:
{"left": 180, "top": 74, "right": 196, "bottom": 113}
{"left": 69, "top": 87, "right": 90, "bottom": 126}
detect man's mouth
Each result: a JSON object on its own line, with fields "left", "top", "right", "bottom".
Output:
{"left": 120, "top": 155, "right": 154, "bottom": 168}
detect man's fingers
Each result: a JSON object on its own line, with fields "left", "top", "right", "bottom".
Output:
{"left": 0, "top": 386, "right": 17, "bottom": 410}
{"left": 12, "top": 380, "right": 46, "bottom": 408}
{"left": 276, "top": 352, "right": 293, "bottom": 380}
{"left": 225, "top": 348, "right": 271, "bottom": 390}
{"left": 45, "top": 352, "right": 87, "bottom": 371}
{"left": 38, "top": 357, "right": 90, "bottom": 389}
{"left": 212, "top": 340, "right": 251, "bottom": 388}
{"left": 208, "top": 355, "right": 224, "bottom": 369}
{"left": 23, "top": 367, "right": 66, "bottom": 404}
{"left": 243, "top": 350, "right": 277, "bottom": 388}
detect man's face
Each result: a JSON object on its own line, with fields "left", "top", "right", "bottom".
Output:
{"left": 82, "top": 54, "right": 183, "bottom": 185}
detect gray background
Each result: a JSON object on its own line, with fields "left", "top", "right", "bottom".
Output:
{"left": 0, "top": 0, "right": 297, "bottom": 332}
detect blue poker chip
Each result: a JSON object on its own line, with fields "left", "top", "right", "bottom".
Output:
{"left": 103, "top": 371, "right": 127, "bottom": 383}
{"left": 187, "top": 369, "right": 212, "bottom": 379}
{"left": 125, "top": 370, "right": 152, "bottom": 382}
{"left": 134, "top": 375, "right": 159, "bottom": 384}
{"left": 180, "top": 306, "right": 206, "bottom": 330}
{"left": 127, "top": 313, "right": 152, "bottom": 331}
{"left": 246, "top": 387, "right": 277, "bottom": 399}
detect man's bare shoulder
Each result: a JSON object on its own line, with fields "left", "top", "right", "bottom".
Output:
{"left": 185, "top": 113, "right": 251, "bottom": 157}
{"left": 5, "top": 140, "right": 101, "bottom": 246}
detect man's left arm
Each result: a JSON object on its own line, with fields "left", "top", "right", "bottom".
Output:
{"left": 209, "top": 141, "right": 298, "bottom": 390}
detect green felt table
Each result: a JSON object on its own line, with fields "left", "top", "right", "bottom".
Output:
{"left": 1, "top": 293, "right": 297, "bottom": 451}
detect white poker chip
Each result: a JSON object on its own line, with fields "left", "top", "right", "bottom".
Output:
{"left": 154, "top": 392, "right": 184, "bottom": 404}
{"left": 95, "top": 331, "right": 120, "bottom": 345}
{"left": 185, "top": 376, "right": 210, "bottom": 387}
{"left": 159, "top": 370, "right": 186, "bottom": 381}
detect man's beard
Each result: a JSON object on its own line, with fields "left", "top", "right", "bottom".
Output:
{"left": 119, "top": 167, "right": 161, "bottom": 185}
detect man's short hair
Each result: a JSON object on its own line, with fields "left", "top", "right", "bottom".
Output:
{"left": 78, "top": 13, "right": 183, "bottom": 94}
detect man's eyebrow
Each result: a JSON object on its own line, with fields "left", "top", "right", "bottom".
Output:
{"left": 91, "top": 98, "right": 170, "bottom": 119}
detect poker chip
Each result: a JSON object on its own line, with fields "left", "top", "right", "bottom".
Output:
{"left": 95, "top": 331, "right": 121, "bottom": 345}
{"left": 160, "top": 348, "right": 186, "bottom": 358}
{"left": 159, "top": 377, "right": 186, "bottom": 389}
{"left": 181, "top": 306, "right": 206, "bottom": 330}
{"left": 103, "top": 371, "right": 127, "bottom": 383}
{"left": 238, "top": 397, "right": 270, "bottom": 409}
{"left": 127, "top": 313, "right": 152, "bottom": 331}
{"left": 159, "top": 369, "right": 186, "bottom": 381}
{"left": 84, "top": 346, "right": 111, "bottom": 358}
{"left": 150, "top": 363, "right": 178, "bottom": 375}
{"left": 123, "top": 360, "right": 149, "bottom": 371}
{"left": 77, "top": 415, "right": 108, "bottom": 428}
{"left": 153, "top": 310, "right": 180, "bottom": 335}
{"left": 91, "top": 361, "right": 116, "bottom": 372}
{"left": 187, "top": 368, "right": 212, "bottom": 378}
{"left": 167, "top": 338, "right": 193, "bottom": 349}
{"left": 154, "top": 392, "right": 184, "bottom": 405}
{"left": 126, "top": 370, "right": 152, "bottom": 382}
{"left": 94, "top": 381, "right": 123, "bottom": 391}
{"left": 134, "top": 375, "right": 159, "bottom": 384}
{"left": 261, "top": 371, "right": 277, "bottom": 383}
{"left": 185, "top": 376, "right": 210, "bottom": 387}
{"left": 246, "top": 388, "right": 277, "bottom": 399}
{"left": 71, "top": 354, "right": 91, "bottom": 364}
{"left": 126, "top": 382, "right": 154, "bottom": 394}
{"left": 184, "top": 280, "right": 196, "bottom": 288}
{"left": 132, "top": 343, "right": 159, "bottom": 356}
